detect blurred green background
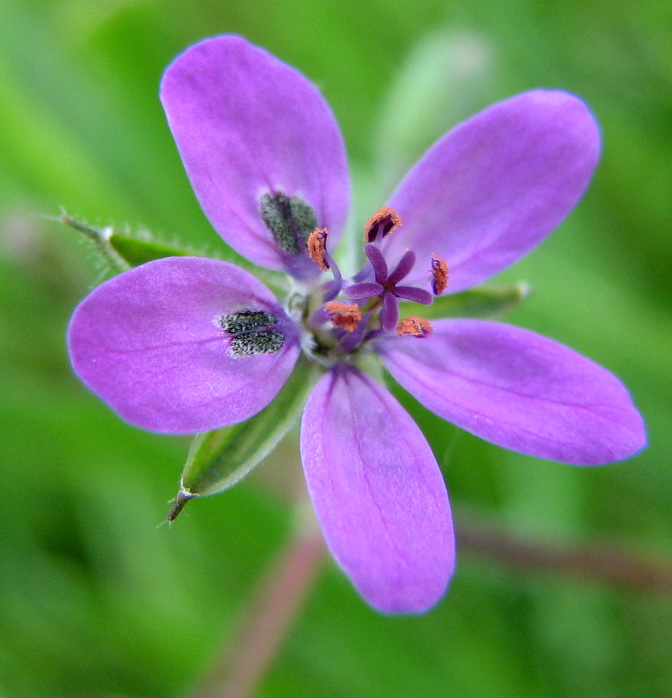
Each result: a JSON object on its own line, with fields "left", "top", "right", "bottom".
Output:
{"left": 1, "top": 0, "right": 671, "bottom": 696}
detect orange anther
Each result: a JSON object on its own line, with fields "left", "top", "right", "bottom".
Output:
{"left": 324, "top": 301, "right": 362, "bottom": 333}
{"left": 364, "top": 206, "right": 403, "bottom": 242}
{"left": 430, "top": 253, "right": 449, "bottom": 295}
{"left": 307, "top": 228, "right": 329, "bottom": 270}
{"left": 396, "top": 315, "right": 432, "bottom": 337}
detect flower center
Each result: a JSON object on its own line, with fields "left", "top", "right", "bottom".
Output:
{"left": 303, "top": 206, "right": 449, "bottom": 359}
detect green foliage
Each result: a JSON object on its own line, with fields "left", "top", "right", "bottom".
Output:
{"left": 178, "top": 359, "right": 317, "bottom": 502}
{"left": 406, "top": 282, "right": 530, "bottom": 320}
{"left": 108, "top": 231, "right": 190, "bottom": 267}
{"left": 1, "top": 0, "right": 671, "bottom": 696}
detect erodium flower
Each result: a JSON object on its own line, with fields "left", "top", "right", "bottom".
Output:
{"left": 67, "top": 36, "right": 646, "bottom": 613}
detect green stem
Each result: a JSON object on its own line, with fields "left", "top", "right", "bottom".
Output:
{"left": 457, "top": 512, "right": 672, "bottom": 593}
{"left": 189, "top": 507, "right": 325, "bottom": 698}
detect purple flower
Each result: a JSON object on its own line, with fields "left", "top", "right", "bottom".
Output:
{"left": 68, "top": 36, "right": 646, "bottom": 613}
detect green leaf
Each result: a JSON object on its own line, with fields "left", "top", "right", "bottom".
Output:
{"left": 401, "top": 282, "right": 530, "bottom": 321}
{"left": 169, "top": 358, "right": 319, "bottom": 519}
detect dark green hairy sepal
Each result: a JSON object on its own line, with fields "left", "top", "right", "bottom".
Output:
{"left": 168, "top": 359, "right": 318, "bottom": 520}
{"left": 57, "top": 213, "right": 192, "bottom": 270}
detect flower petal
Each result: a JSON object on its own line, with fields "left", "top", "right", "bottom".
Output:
{"left": 385, "top": 91, "right": 600, "bottom": 292}
{"left": 379, "top": 319, "right": 646, "bottom": 465}
{"left": 300, "top": 366, "right": 455, "bottom": 613}
{"left": 160, "top": 36, "right": 349, "bottom": 279}
{"left": 68, "top": 257, "right": 299, "bottom": 434}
